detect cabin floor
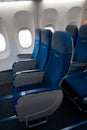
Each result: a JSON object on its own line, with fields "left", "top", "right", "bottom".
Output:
{"left": 0, "top": 71, "right": 87, "bottom": 130}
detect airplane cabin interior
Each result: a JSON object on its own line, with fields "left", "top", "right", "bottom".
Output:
{"left": 0, "top": 0, "right": 87, "bottom": 130}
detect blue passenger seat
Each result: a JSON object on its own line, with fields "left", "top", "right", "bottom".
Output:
{"left": 12, "top": 29, "right": 52, "bottom": 73}
{"left": 74, "top": 24, "right": 87, "bottom": 62}
{"left": 68, "top": 24, "right": 87, "bottom": 75}
{"left": 17, "top": 28, "right": 41, "bottom": 60}
{"left": 66, "top": 24, "right": 78, "bottom": 47}
{"left": 13, "top": 31, "right": 73, "bottom": 126}
{"left": 61, "top": 24, "right": 87, "bottom": 111}
{"left": 35, "top": 29, "right": 52, "bottom": 69}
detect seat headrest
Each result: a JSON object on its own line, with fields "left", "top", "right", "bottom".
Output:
{"left": 41, "top": 29, "right": 53, "bottom": 45}
{"left": 78, "top": 24, "right": 87, "bottom": 38}
{"left": 35, "top": 28, "right": 41, "bottom": 39}
{"left": 52, "top": 31, "right": 73, "bottom": 53}
{"left": 66, "top": 24, "right": 78, "bottom": 36}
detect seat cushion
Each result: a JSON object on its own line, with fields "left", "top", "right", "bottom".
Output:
{"left": 63, "top": 71, "right": 87, "bottom": 100}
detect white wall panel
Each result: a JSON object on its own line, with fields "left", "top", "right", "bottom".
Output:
{"left": 40, "top": 8, "right": 59, "bottom": 31}
{"left": 0, "top": 1, "right": 37, "bottom": 71}
{"left": 38, "top": 0, "right": 85, "bottom": 30}
{"left": 13, "top": 10, "right": 34, "bottom": 53}
{"left": 0, "top": 0, "right": 86, "bottom": 71}
{"left": 0, "top": 18, "right": 10, "bottom": 60}
{"left": 65, "top": 7, "right": 82, "bottom": 27}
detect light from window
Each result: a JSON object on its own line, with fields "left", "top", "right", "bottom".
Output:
{"left": 82, "top": 20, "right": 87, "bottom": 24}
{"left": 18, "top": 29, "right": 32, "bottom": 48}
{"left": 0, "top": 33, "right": 6, "bottom": 52}
{"left": 44, "top": 25, "right": 54, "bottom": 33}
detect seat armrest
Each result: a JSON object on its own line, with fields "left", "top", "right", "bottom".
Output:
{"left": 17, "top": 54, "right": 32, "bottom": 59}
{"left": 13, "top": 69, "right": 45, "bottom": 88}
{"left": 71, "top": 61, "right": 87, "bottom": 67}
{"left": 25, "top": 86, "right": 59, "bottom": 95}
{"left": 14, "top": 85, "right": 61, "bottom": 104}
{"left": 13, "top": 59, "right": 37, "bottom": 73}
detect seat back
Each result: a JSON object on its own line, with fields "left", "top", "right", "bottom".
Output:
{"left": 66, "top": 24, "right": 78, "bottom": 47}
{"left": 74, "top": 24, "right": 87, "bottom": 61}
{"left": 31, "top": 28, "right": 41, "bottom": 59}
{"left": 43, "top": 31, "right": 73, "bottom": 86}
{"left": 36, "top": 29, "right": 52, "bottom": 69}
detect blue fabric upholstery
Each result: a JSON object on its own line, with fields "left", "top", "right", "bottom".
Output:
{"left": 63, "top": 71, "right": 87, "bottom": 100}
{"left": 43, "top": 31, "right": 72, "bottom": 86}
{"left": 74, "top": 37, "right": 87, "bottom": 62}
{"left": 43, "top": 49, "right": 71, "bottom": 86}
{"left": 74, "top": 25, "right": 87, "bottom": 61}
{"left": 31, "top": 28, "right": 41, "bottom": 59}
{"left": 13, "top": 29, "right": 52, "bottom": 74}
{"left": 61, "top": 25, "right": 87, "bottom": 105}
{"left": 66, "top": 24, "right": 78, "bottom": 47}
{"left": 13, "top": 31, "right": 73, "bottom": 105}
{"left": 36, "top": 29, "right": 52, "bottom": 69}
{"left": 68, "top": 24, "right": 87, "bottom": 75}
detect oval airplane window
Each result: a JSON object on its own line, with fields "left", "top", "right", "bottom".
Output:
{"left": 18, "top": 29, "right": 32, "bottom": 48}
{"left": 44, "top": 25, "right": 54, "bottom": 33}
{"left": 0, "top": 33, "right": 6, "bottom": 52}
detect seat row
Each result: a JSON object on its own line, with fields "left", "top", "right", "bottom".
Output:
{"left": 61, "top": 24, "right": 87, "bottom": 112}
{"left": 13, "top": 24, "right": 78, "bottom": 73}
{"left": 11, "top": 23, "right": 87, "bottom": 126}
{"left": 11, "top": 28, "right": 73, "bottom": 127}
{"left": 17, "top": 24, "right": 78, "bottom": 61}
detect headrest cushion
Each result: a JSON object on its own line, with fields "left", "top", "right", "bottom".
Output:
{"left": 52, "top": 31, "right": 73, "bottom": 53}
{"left": 41, "top": 29, "right": 53, "bottom": 45}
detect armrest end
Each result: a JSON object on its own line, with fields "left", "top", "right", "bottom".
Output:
{"left": 14, "top": 70, "right": 45, "bottom": 88}
{"left": 13, "top": 60, "right": 37, "bottom": 73}
{"left": 17, "top": 54, "right": 32, "bottom": 59}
